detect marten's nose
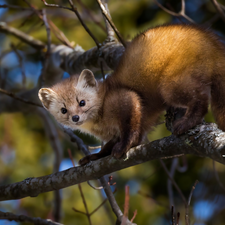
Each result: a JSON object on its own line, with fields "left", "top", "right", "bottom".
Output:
{"left": 72, "top": 115, "right": 79, "bottom": 122}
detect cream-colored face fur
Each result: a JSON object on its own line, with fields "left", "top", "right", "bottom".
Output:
{"left": 38, "top": 69, "right": 102, "bottom": 131}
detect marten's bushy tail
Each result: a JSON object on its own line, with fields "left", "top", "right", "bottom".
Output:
{"left": 211, "top": 74, "right": 225, "bottom": 131}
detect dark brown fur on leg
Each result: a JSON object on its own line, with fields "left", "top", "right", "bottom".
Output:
{"left": 173, "top": 100, "right": 208, "bottom": 135}
{"left": 79, "top": 139, "right": 118, "bottom": 165}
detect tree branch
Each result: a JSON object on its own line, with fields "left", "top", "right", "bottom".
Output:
{"left": 0, "top": 22, "right": 45, "bottom": 49}
{"left": 0, "top": 210, "right": 63, "bottom": 225}
{"left": 96, "top": 0, "right": 126, "bottom": 47}
{"left": 0, "top": 123, "right": 224, "bottom": 202}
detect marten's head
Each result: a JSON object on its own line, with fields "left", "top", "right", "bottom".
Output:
{"left": 38, "top": 69, "right": 101, "bottom": 130}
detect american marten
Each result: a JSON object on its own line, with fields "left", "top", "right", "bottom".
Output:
{"left": 39, "top": 24, "right": 225, "bottom": 165}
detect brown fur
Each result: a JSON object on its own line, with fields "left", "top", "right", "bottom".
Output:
{"left": 39, "top": 24, "right": 225, "bottom": 165}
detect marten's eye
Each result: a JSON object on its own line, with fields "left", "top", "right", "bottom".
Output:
{"left": 61, "top": 108, "right": 67, "bottom": 114}
{"left": 79, "top": 100, "right": 85, "bottom": 107}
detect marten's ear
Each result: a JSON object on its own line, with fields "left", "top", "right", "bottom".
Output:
{"left": 38, "top": 88, "right": 58, "bottom": 110}
{"left": 77, "top": 69, "right": 97, "bottom": 88}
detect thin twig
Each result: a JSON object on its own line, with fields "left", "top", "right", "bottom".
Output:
{"left": 24, "top": 0, "right": 72, "bottom": 48}
{"left": 0, "top": 22, "right": 45, "bottom": 49}
{"left": 187, "top": 180, "right": 198, "bottom": 206}
{"left": 87, "top": 180, "right": 103, "bottom": 190}
{"left": 0, "top": 88, "right": 42, "bottom": 107}
{"left": 41, "top": 8, "right": 52, "bottom": 86}
{"left": 37, "top": 108, "right": 63, "bottom": 222}
{"left": 67, "top": 0, "right": 101, "bottom": 48}
{"left": 122, "top": 185, "right": 130, "bottom": 225}
{"left": 185, "top": 180, "right": 198, "bottom": 225}
{"left": 159, "top": 159, "right": 187, "bottom": 205}
{"left": 96, "top": 0, "right": 127, "bottom": 47}
{"left": 10, "top": 43, "right": 26, "bottom": 88}
{"left": 171, "top": 206, "right": 175, "bottom": 225}
{"left": 89, "top": 188, "right": 117, "bottom": 216}
{"left": 76, "top": 0, "right": 106, "bottom": 32}
{"left": 42, "top": 0, "right": 100, "bottom": 48}
{"left": 211, "top": 0, "right": 225, "bottom": 24}
{"left": 69, "top": 149, "right": 117, "bottom": 218}
{"left": 87, "top": 176, "right": 116, "bottom": 190}
{"left": 72, "top": 207, "right": 87, "bottom": 215}
{"left": 101, "top": 0, "right": 115, "bottom": 41}
{"left": 130, "top": 210, "right": 137, "bottom": 223}
{"left": 78, "top": 183, "right": 92, "bottom": 225}
{"left": 89, "top": 198, "right": 108, "bottom": 216}
{"left": 153, "top": 0, "right": 195, "bottom": 23}
{"left": 176, "top": 212, "right": 180, "bottom": 225}
{"left": 167, "top": 158, "right": 178, "bottom": 208}
{"left": 68, "top": 149, "right": 92, "bottom": 225}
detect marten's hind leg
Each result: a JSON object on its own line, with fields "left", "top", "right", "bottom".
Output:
{"left": 161, "top": 79, "right": 210, "bottom": 135}
{"left": 172, "top": 99, "right": 208, "bottom": 135}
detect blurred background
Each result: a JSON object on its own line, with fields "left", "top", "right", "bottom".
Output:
{"left": 0, "top": 0, "right": 225, "bottom": 224}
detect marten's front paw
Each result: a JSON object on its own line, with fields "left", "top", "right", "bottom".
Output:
{"left": 111, "top": 143, "right": 125, "bottom": 159}
{"left": 79, "top": 153, "right": 104, "bottom": 166}
{"left": 79, "top": 156, "right": 91, "bottom": 166}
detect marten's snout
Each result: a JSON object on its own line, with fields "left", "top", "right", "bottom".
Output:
{"left": 72, "top": 115, "right": 79, "bottom": 122}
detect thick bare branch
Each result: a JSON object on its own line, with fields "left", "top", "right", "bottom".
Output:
{"left": 60, "top": 42, "right": 124, "bottom": 74}
{"left": 0, "top": 123, "right": 225, "bottom": 202}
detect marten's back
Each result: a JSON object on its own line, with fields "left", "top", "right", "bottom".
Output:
{"left": 112, "top": 24, "right": 225, "bottom": 104}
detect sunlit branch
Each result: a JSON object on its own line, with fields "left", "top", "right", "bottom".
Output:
{"left": 96, "top": 0, "right": 127, "bottom": 47}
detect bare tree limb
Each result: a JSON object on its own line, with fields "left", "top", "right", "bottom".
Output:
{"left": 167, "top": 158, "right": 178, "bottom": 208}
{"left": 96, "top": 0, "right": 127, "bottom": 47}
{"left": 160, "top": 159, "right": 187, "bottom": 205}
{"left": 101, "top": 0, "right": 115, "bottom": 42}
{"left": 42, "top": 0, "right": 101, "bottom": 48}
{"left": 0, "top": 123, "right": 225, "bottom": 202}
{"left": 0, "top": 87, "right": 42, "bottom": 107}
{"left": 153, "top": 0, "right": 195, "bottom": 23}
{"left": 10, "top": 43, "right": 26, "bottom": 88}
{"left": 0, "top": 210, "right": 63, "bottom": 225}
{"left": 211, "top": 0, "right": 225, "bottom": 24}
{"left": 185, "top": 180, "right": 198, "bottom": 225}
{"left": 0, "top": 22, "right": 45, "bottom": 49}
